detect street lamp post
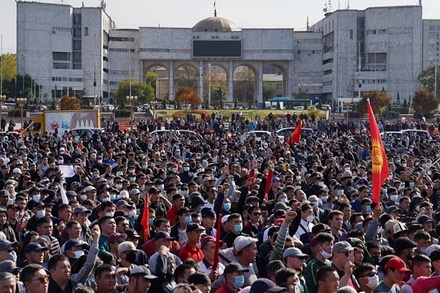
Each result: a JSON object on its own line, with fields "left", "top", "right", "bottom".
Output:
{"left": 0, "top": 95, "right": 5, "bottom": 123}
{"left": 16, "top": 98, "right": 27, "bottom": 130}
{"left": 126, "top": 95, "right": 138, "bottom": 131}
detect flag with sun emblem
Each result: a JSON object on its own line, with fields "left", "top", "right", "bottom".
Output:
{"left": 367, "top": 99, "right": 389, "bottom": 204}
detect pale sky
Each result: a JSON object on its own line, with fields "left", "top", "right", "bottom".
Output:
{"left": 1, "top": 0, "right": 440, "bottom": 54}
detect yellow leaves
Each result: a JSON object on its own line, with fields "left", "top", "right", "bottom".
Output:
{"left": 60, "top": 95, "right": 82, "bottom": 110}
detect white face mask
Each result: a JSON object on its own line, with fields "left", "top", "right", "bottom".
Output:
{"left": 158, "top": 184, "right": 164, "bottom": 191}
{"left": 105, "top": 212, "right": 114, "bottom": 217}
{"left": 73, "top": 250, "right": 84, "bottom": 259}
{"left": 366, "top": 275, "right": 379, "bottom": 289}
{"left": 115, "top": 184, "right": 122, "bottom": 190}
{"left": 36, "top": 209, "right": 45, "bottom": 218}
{"left": 320, "top": 196, "right": 328, "bottom": 203}
{"left": 79, "top": 194, "right": 87, "bottom": 202}
{"left": 32, "top": 194, "right": 41, "bottom": 202}
{"left": 180, "top": 190, "right": 188, "bottom": 196}
{"left": 306, "top": 215, "right": 314, "bottom": 223}
{"left": 128, "top": 210, "right": 137, "bottom": 218}
{"left": 320, "top": 249, "right": 332, "bottom": 259}
{"left": 389, "top": 194, "right": 398, "bottom": 202}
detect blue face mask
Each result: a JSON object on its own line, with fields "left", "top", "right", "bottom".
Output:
{"left": 183, "top": 167, "right": 190, "bottom": 172}
{"left": 337, "top": 189, "right": 343, "bottom": 196}
{"left": 184, "top": 216, "right": 191, "bottom": 225}
{"left": 149, "top": 218, "right": 154, "bottom": 226}
{"left": 312, "top": 202, "right": 318, "bottom": 208}
{"left": 365, "top": 205, "right": 372, "bottom": 213}
{"left": 234, "top": 275, "right": 245, "bottom": 288}
{"left": 234, "top": 224, "right": 242, "bottom": 234}
{"left": 223, "top": 203, "right": 231, "bottom": 212}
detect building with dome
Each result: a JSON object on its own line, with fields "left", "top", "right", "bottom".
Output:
{"left": 16, "top": 1, "right": 427, "bottom": 109}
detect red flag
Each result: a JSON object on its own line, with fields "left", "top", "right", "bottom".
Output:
{"left": 264, "top": 169, "right": 273, "bottom": 201}
{"left": 212, "top": 214, "right": 222, "bottom": 273}
{"left": 248, "top": 169, "right": 256, "bottom": 191}
{"left": 288, "top": 120, "right": 302, "bottom": 145}
{"left": 367, "top": 99, "right": 389, "bottom": 204}
{"left": 140, "top": 193, "right": 150, "bottom": 240}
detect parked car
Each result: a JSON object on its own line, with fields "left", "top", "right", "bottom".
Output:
{"left": 276, "top": 127, "right": 313, "bottom": 143}
{"left": 244, "top": 130, "right": 274, "bottom": 142}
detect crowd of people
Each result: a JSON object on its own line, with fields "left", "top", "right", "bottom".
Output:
{"left": 0, "top": 113, "right": 438, "bottom": 293}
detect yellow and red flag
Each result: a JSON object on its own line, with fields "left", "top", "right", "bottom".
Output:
{"left": 367, "top": 99, "right": 389, "bottom": 204}
{"left": 288, "top": 120, "right": 302, "bottom": 145}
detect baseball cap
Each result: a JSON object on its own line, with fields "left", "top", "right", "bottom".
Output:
{"left": 394, "top": 238, "right": 417, "bottom": 250}
{"left": 129, "top": 265, "right": 158, "bottom": 279}
{"left": 186, "top": 223, "right": 206, "bottom": 233}
{"left": 12, "top": 168, "right": 22, "bottom": 174}
{"left": 201, "top": 208, "right": 216, "bottom": 218}
{"left": 333, "top": 241, "right": 354, "bottom": 253}
{"left": 234, "top": 236, "right": 258, "bottom": 253}
{"left": 130, "top": 189, "right": 141, "bottom": 196}
{"left": 430, "top": 250, "right": 440, "bottom": 262}
{"left": 273, "top": 202, "right": 290, "bottom": 211}
{"left": 62, "top": 240, "right": 89, "bottom": 253}
{"left": 418, "top": 215, "right": 434, "bottom": 225}
{"left": 0, "top": 240, "right": 18, "bottom": 252}
{"left": 0, "top": 260, "right": 20, "bottom": 274}
{"left": 282, "top": 247, "right": 308, "bottom": 259}
{"left": 386, "top": 205, "right": 402, "bottom": 213}
{"left": 427, "top": 244, "right": 440, "bottom": 257}
{"left": 124, "top": 229, "right": 141, "bottom": 239}
{"left": 116, "top": 200, "right": 133, "bottom": 208}
{"left": 200, "top": 236, "right": 219, "bottom": 248}
{"left": 73, "top": 206, "right": 92, "bottom": 215}
{"left": 154, "top": 231, "right": 175, "bottom": 241}
{"left": 221, "top": 215, "right": 230, "bottom": 224}
{"left": 385, "top": 257, "right": 411, "bottom": 272}
{"left": 108, "top": 233, "right": 125, "bottom": 244}
{"left": 223, "top": 262, "right": 250, "bottom": 276}
{"left": 84, "top": 186, "right": 96, "bottom": 192}
{"left": 250, "top": 278, "right": 287, "bottom": 293}
{"left": 24, "top": 242, "right": 48, "bottom": 254}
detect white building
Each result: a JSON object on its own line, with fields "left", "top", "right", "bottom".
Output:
{"left": 311, "top": 6, "right": 423, "bottom": 110}
{"left": 16, "top": 0, "right": 115, "bottom": 104}
{"left": 422, "top": 19, "right": 440, "bottom": 69}
{"left": 15, "top": 1, "right": 432, "bottom": 109}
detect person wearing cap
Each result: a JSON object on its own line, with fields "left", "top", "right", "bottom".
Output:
{"left": 148, "top": 232, "right": 183, "bottom": 277}
{"left": 62, "top": 239, "right": 89, "bottom": 265}
{"left": 394, "top": 238, "right": 417, "bottom": 268}
{"left": 0, "top": 239, "right": 18, "bottom": 264}
{"left": 72, "top": 206, "right": 93, "bottom": 245}
{"left": 199, "top": 235, "right": 225, "bottom": 276}
{"left": 430, "top": 250, "right": 440, "bottom": 276}
{"left": 375, "top": 257, "right": 411, "bottom": 293}
{"left": 400, "top": 254, "right": 432, "bottom": 293}
{"left": 23, "top": 242, "right": 49, "bottom": 267}
{"left": 216, "top": 262, "right": 250, "bottom": 293}
{"left": 201, "top": 208, "right": 217, "bottom": 237}
{"left": 249, "top": 277, "right": 287, "bottom": 293}
{"left": 283, "top": 247, "right": 308, "bottom": 293}
{"left": 124, "top": 265, "right": 158, "bottom": 293}
{"left": 178, "top": 223, "right": 205, "bottom": 262}
{"left": 167, "top": 193, "right": 186, "bottom": 226}
{"left": 222, "top": 213, "right": 245, "bottom": 248}
{"left": 331, "top": 241, "right": 357, "bottom": 287}
{"left": 142, "top": 218, "right": 180, "bottom": 258}
{"left": 304, "top": 232, "right": 334, "bottom": 293}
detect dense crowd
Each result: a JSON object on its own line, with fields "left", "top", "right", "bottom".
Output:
{"left": 0, "top": 113, "right": 439, "bottom": 293}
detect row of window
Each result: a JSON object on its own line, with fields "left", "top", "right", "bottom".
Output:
{"left": 109, "top": 37, "right": 135, "bottom": 42}
{"left": 366, "top": 29, "right": 387, "bottom": 35}
{"left": 52, "top": 77, "right": 83, "bottom": 82}
{"left": 323, "top": 81, "right": 333, "bottom": 86}
{"left": 52, "top": 27, "right": 72, "bottom": 32}
{"left": 140, "top": 48, "right": 170, "bottom": 53}
{"left": 109, "top": 48, "right": 136, "bottom": 52}
{"left": 428, "top": 26, "right": 440, "bottom": 31}
{"left": 360, "top": 79, "right": 387, "bottom": 84}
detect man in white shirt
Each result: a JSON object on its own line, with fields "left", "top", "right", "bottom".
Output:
{"left": 294, "top": 203, "right": 314, "bottom": 243}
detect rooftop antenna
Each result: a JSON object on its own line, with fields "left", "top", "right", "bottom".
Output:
{"left": 214, "top": 1, "right": 217, "bottom": 17}
{"left": 328, "top": 0, "right": 333, "bottom": 12}
{"left": 306, "top": 16, "right": 310, "bottom": 30}
{"left": 347, "top": 0, "right": 350, "bottom": 9}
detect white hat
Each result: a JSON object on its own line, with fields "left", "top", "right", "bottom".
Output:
{"left": 234, "top": 236, "right": 258, "bottom": 252}
{"left": 84, "top": 186, "right": 96, "bottom": 192}
{"left": 12, "top": 168, "right": 21, "bottom": 174}
{"left": 221, "top": 215, "right": 230, "bottom": 224}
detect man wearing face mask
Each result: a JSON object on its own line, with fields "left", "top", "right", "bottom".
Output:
{"left": 62, "top": 239, "right": 88, "bottom": 265}
{"left": 294, "top": 203, "right": 314, "bottom": 243}
{"left": 116, "top": 241, "right": 138, "bottom": 286}
{"left": 222, "top": 213, "right": 247, "bottom": 248}
{"left": 170, "top": 207, "right": 192, "bottom": 247}
{"left": 178, "top": 163, "right": 192, "bottom": 184}
{"left": 353, "top": 263, "right": 379, "bottom": 293}
{"left": 216, "top": 262, "right": 250, "bottom": 293}
{"left": 304, "top": 232, "right": 334, "bottom": 293}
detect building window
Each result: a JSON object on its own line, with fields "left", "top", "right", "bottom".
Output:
{"left": 85, "top": 27, "right": 89, "bottom": 36}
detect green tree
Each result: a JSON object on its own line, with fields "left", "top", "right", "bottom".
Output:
{"left": 355, "top": 90, "right": 392, "bottom": 115}
{"left": 412, "top": 90, "right": 439, "bottom": 114}
{"left": 402, "top": 99, "right": 408, "bottom": 108}
{"left": 0, "top": 54, "right": 17, "bottom": 82}
{"left": 263, "top": 82, "right": 275, "bottom": 102}
{"left": 2, "top": 74, "right": 40, "bottom": 101}
{"left": 145, "top": 71, "right": 158, "bottom": 91}
{"left": 293, "top": 88, "right": 309, "bottom": 99}
{"left": 234, "top": 67, "right": 254, "bottom": 104}
{"left": 113, "top": 79, "right": 154, "bottom": 107}
{"left": 418, "top": 64, "right": 440, "bottom": 97}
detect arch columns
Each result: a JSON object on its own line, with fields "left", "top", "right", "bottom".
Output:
{"left": 228, "top": 61, "right": 234, "bottom": 102}
{"left": 169, "top": 60, "right": 175, "bottom": 100}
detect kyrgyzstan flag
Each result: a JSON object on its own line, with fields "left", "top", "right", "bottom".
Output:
{"left": 367, "top": 99, "right": 389, "bottom": 204}
{"left": 288, "top": 120, "right": 302, "bottom": 145}
{"left": 140, "top": 195, "right": 150, "bottom": 240}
